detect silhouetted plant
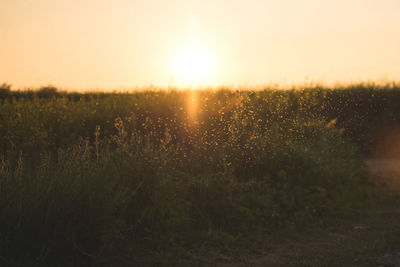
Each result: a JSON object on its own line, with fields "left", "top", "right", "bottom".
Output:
{"left": 37, "top": 85, "right": 59, "bottom": 98}
{"left": 0, "top": 83, "right": 11, "bottom": 99}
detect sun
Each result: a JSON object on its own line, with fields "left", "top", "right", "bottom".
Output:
{"left": 171, "top": 41, "right": 215, "bottom": 87}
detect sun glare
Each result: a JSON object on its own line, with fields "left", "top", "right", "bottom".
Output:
{"left": 171, "top": 41, "right": 215, "bottom": 87}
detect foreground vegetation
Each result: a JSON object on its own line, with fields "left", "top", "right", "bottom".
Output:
{"left": 144, "top": 200, "right": 400, "bottom": 267}
{"left": 0, "top": 83, "right": 399, "bottom": 266}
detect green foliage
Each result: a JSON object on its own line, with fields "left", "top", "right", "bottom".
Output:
{"left": 2, "top": 83, "right": 400, "bottom": 156}
{"left": 0, "top": 85, "right": 386, "bottom": 265}
{"left": 0, "top": 125, "right": 188, "bottom": 266}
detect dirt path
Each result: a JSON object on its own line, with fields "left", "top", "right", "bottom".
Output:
{"left": 366, "top": 158, "right": 400, "bottom": 173}
{"left": 366, "top": 158, "right": 400, "bottom": 194}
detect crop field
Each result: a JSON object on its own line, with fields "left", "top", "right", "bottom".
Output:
{"left": 1, "top": 83, "right": 400, "bottom": 266}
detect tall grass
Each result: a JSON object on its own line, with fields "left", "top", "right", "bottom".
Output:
{"left": 1, "top": 83, "right": 400, "bottom": 157}
{"left": 0, "top": 86, "right": 376, "bottom": 265}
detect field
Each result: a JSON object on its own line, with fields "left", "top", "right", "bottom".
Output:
{"left": 1, "top": 83, "right": 400, "bottom": 266}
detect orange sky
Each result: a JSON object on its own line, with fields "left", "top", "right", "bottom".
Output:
{"left": 1, "top": 0, "right": 400, "bottom": 90}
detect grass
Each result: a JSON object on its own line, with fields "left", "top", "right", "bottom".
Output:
{"left": 0, "top": 84, "right": 399, "bottom": 266}
{"left": 139, "top": 199, "right": 400, "bottom": 267}
{"left": 2, "top": 83, "right": 400, "bottom": 157}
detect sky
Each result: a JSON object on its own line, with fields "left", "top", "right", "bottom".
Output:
{"left": 1, "top": 0, "right": 400, "bottom": 90}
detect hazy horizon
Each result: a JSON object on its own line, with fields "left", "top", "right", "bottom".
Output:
{"left": 1, "top": 0, "right": 400, "bottom": 90}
